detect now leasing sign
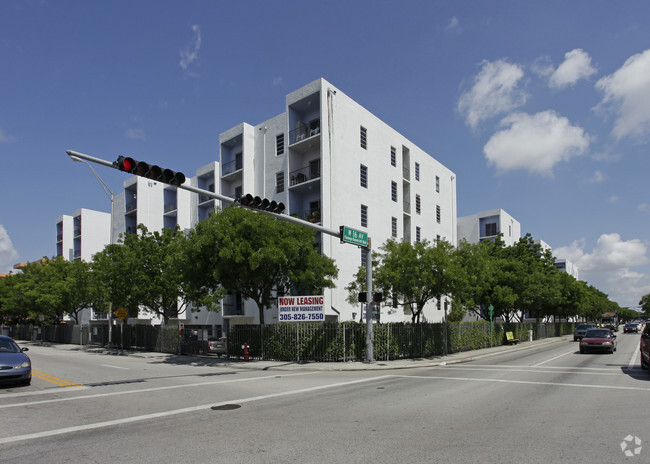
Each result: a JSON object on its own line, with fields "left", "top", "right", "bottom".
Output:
{"left": 278, "top": 296, "right": 325, "bottom": 322}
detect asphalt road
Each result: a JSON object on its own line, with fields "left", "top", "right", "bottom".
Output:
{"left": 1, "top": 333, "right": 648, "bottom": 463}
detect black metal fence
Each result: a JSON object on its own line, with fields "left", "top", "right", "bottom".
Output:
{"left": 1, "top": 321, "right": 576, "bottom": 362}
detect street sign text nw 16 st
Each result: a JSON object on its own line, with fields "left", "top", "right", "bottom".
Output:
{"left": 340, "top": 226, "right": 368, "bottom": 247}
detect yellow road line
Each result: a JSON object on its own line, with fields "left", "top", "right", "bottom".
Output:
{"left": 32, "top": 370, "right": 83, "bottom": 388}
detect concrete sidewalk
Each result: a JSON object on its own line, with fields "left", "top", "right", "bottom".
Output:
{"left": 21, "top": 334, "right": 573, "bottom": 371}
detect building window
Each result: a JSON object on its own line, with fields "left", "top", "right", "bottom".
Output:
{"left": 416, "top": 226, "right": 421, "bottom": 243}
{"left": 415, "top": 194, "right": 421, "bottom": 215}
{"left": 361, "top": 204, "right": 368, "bottom": 228}
{"left": 436, "top": 176, "right": 440, "bottom": 193}
{"left": 360, "top": 164, "right": 368, "bottom": 188}
{"left": 391, "top": 146, "right": 396, "bottom": 167}
{"left": 485, "top": 222, "right": 497, "bottom": 236}
{"left": 436, "top": 234, "right": 441, "bottom": 242}
{"left": 391, "top": 217, "right": 397, "bottom": 238}
{"left": 415, "top": 162, "right": 420, "bottom": 181}
{"left": 436, "top": 205, "right": 441, "bottom": 224}
{"left": 276, "top": 171, "right": 285, "bottom": 193}
{"left": 276, "top": 134, "right": 285, "bottom": 156}
{"left": 391, "top": 181, "right": 397, "bottom": 202}
{"left": 360, "top": 126, "right": 367, "bottom": 150}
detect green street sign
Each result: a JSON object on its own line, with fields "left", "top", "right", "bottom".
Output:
{"left": 340, "top": 226, "right": 369, "bottom": 247}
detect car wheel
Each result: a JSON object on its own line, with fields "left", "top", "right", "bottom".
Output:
{"left": 642, "top": 355, "right": 649, "bottom": 370}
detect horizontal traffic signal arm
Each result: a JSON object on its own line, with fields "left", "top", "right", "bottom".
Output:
{"left": 66, "top": 149, "right": 341, "bottom": 238}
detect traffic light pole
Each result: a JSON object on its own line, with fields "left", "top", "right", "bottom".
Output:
{"left": 65, "top": 149, "right": 375, "bottom": 362}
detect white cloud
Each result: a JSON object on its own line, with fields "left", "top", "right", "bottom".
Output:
{"left": 595, "top": 48, "right": 650, "bottom": 140}
{"left": 638, "top": 203, "right": 650, "bottom": 213}
{"left": 549, "top": 49, "right": 597, "bottom": 89}
{"left": 531, "top": 56, "right": 554, "bottom": 77}
{"left": 554, "top": 234, "right": 650, "bottom": 307}
{"left": 126, "top": 128, "right": 146, "bottom": 141}
{"left": 483, "top": 110, "right": 590, "bottom": 176}
{"left": 587, "top": 170, "right": 606, "bottom": 183}
{"left": 608, "top": 195, "right": 619, "bottom": 203}
{"left": 0, "top": 225, "right": 19, "bottom": 273}
{"left": 447, "top": 17, "right": 459, "bottom": 30}
{"left": 179, "top": 24, "right": 201, "bottom": 72}
{"left": 272, "top": 76, "right": 283, "bottom": 86}
{"left": 457, "top": 59, "right": 527, "bottom": 129}
{"left": 0, "top": 128, "right": 15, "bottom": 143}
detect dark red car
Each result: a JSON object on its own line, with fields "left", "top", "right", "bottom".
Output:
{"left": 579, "top": 329, "right": 617, "bottom": 354}
{"left": 640, "top": 324, "right": 650, "bottom": 369}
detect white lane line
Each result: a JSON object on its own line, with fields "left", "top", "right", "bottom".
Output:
{"left": 0, "top": 374, "right": 392, "bottom": 445}
{"left": 437, "top": 366, "right": 624, "bottom": 376}
{"left": 101, "top": 364, "right": 129, "bottom": 370}
{"left": 533, "top": 350, "right": 574, "bottom": 366}
{"left": 0, "top": 372, "right": 317, "bottom": 409}
{"left": 629, "top": 344, "right": 640, "bottom": 369}
{"left": 396, "top": 374, "right": 650, "bottom": 392}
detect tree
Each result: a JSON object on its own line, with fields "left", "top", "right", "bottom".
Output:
{"left": 185, "top": 207, "right": 338, "bottom": 326}
{"left": 640, "top": 294, "right": 650, "bottom": 318}
{"left": 372, "top": 239, "right": 455, "bottom": 323}
{"left": 92, "top": 226, "right": 194, "bottom": 324}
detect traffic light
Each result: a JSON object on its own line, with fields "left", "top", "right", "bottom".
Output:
{"left": 237, "top": 193, "right": 285, "bottom": 214}
{"left": 113, "top": 156, "right": 186, "bottom": 186}
{"left": 358, "top": 292, "right": 367, "bottom": 303}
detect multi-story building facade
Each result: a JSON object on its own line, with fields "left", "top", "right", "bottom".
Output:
{"left": 58, "top": 78, "right": 457, "bottom": 329}
{"left": 457, "top": 208, "right": 521, "bottom": 247}
{"left": 216, "top": 78, "right": 456, "bottom": 324}
{"left": 56, "top": 209, "right": 111, "bottom": 262}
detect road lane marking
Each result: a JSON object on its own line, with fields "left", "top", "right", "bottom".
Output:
{"left": 101, "top": 364, "right": 129, "bottom": 370}
{"left": 628, "top": 344, "right": 640, "bottom": 369}
{"left": 533, "top": 350, "right": 574, "bottom": 366}
{"left": 0, "top": 374, "right": 392, "bottom": 445}
{"left": 437, "top": 365, "right": 625, "bottom": 376}
{"left": 0, "top": 372, "right": 319, "bottom": 409}
{"left": 31, "top": 371, "right": 83, "bottom": 388}
{"left": 396, "top": 374, "right": 650, "bottom": 392}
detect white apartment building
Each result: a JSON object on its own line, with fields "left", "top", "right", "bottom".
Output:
{"left": 56, "top": 208, "right": 111, "bottom": 262}
{"left": 457, "top": 208, "right": 521, "bottom": 247}
{"left": 59, "top": 78, "right": 457, "bottom": 329}
{"left": 216, "top": 78, "right": 456, "bottom": 325}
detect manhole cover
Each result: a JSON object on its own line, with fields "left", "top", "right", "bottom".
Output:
{"left": 211, "top": 404, "right": 241, "bottom": 411}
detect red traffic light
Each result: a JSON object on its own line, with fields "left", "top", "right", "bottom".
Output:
{"left": 115, "top": 156, "right": 137, "bottom": 173}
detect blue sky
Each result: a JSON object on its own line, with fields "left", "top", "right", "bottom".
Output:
{"left": 2, "top": 0, "right": 650, "bottom": 309}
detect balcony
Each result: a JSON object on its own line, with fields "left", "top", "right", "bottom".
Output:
{"left": 289, "top": 119, "right": 320, "bottom": 154}
{"left": 222, "top": 157, "right": 242, "bottom": 177}
{"left": 291, "top": 208, "right": 321, "bottom": 224}
{"left": 290, "top": 161, "right": 320, "bottom": 187}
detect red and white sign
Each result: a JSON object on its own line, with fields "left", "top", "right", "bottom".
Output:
{"left": 278, "top": 296, "right": 325, "bottom": 322}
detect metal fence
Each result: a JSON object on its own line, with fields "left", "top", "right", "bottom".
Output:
{"left": 2, "top": 321, "right": 575, "bottom": 362}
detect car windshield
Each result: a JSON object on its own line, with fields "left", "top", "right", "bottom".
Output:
{"left": 584, "top": 330, "right": 611, "bottom": 338}
{"left": 0, "top": 339, "right": 21, "bottom": 353}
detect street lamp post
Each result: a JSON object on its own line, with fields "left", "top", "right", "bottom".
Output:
{"left": 70, "top": 156, "right": 115, "bottom": 349}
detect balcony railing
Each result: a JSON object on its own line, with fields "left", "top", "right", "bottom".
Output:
{"left": 290, "top": 162, "right": 320, "bottom": 186}
{"left": 291, "top": 208, "right": 321, "bottom": 224}
{"left": 222, "top": 158, "right": 243, "bottom": 176}
{"left": 289, "top": 121, "right": 320, "bottom": 145}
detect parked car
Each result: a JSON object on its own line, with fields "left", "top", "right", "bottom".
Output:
{"left": 579, "top": 329, "right": 617, "bottom": 354}
{"left": 207, "top": 337, "right": 227, "bottom": 356}
{"left": 0, "top": 335, "right": 32, "bottom": 386}
{"left": 640, "top": 324, "right": 650, "bottom": 369}
{"left": 573, "top": 323, "right": 597, "bottom": 341}
{"left": 624, "top": 323, "right": 640, "bottom": 333}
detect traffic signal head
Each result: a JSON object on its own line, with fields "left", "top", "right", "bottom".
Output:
{"left": 114, "top": 156, "right": 137, "bottom": 173}
{"left": 358, "top": 292, "right": 367, "bottom": 303}
{"left": 237, "top": 193, "right": 285, "bottom": 214}
{"left": 113, "top": 156, "right": 185, "bottom": 186}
